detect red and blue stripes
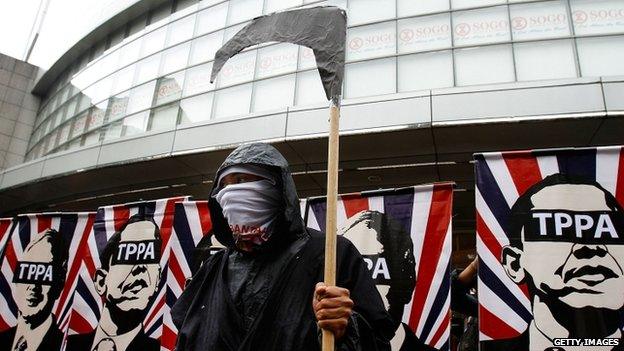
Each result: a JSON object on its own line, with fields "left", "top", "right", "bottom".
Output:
{"left": 476, "top": 146, "right": 624, "bottom": 342}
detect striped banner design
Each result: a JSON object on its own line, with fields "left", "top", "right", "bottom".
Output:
{"left": 305, "top": 184, "right": 453, "bottom": 351}
{"left": 475, "top": 146, "right": 624, "bottom": 342}
{"left": 0, "top": 212, "right": 95, "bottom": 345}
{"left": 65, "top": 197, "right": 188, "bottom": 348}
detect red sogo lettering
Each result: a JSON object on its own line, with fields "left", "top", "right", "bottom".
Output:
{"left": 529, "top": 13, "right": 566, "bottom": 26}
{"left": 590, "top": 9, "right": 624, "bottom": 20}
{"left": 414, "top": 24, "right": 450, "bottom": 38}
{"left": 365, "top": 33, "right": 393, "bottom": 45}
{"left": 472, "top": 20, "right": 508, "bottom": 32}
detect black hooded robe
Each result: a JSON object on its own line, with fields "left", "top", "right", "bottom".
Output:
{"left": 171, "top": 143, "right": 395, "bottom": 351}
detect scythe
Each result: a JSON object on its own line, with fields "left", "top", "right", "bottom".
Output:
{"left": 210, "top": 6, "right": 346, "bottom": 350}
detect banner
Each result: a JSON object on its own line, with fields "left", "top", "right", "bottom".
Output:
{"left": 63, "top": 197, "right": 190, "bottom": 351}
{"left": 475, "top": 146, "right": 624, "bottom": 350}
{"left": 305, "top": 184, "right": 453, "bottom": 351}
{"left": 0, "top": 213, "right": 95, "bottom": 351}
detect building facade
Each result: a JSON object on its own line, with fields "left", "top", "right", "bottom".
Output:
{"left": 0, "top": 0, "right": 622, "bottom": 261}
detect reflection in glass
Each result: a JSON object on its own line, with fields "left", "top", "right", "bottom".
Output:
{"left": 81, "top": 130, "right": 101, "bottom": 147}
{"left": 256, "top": 44, "right": 298, "bottom": 79}
{"left": 86, "top": 102, "right": 108, "bottom": 131}
{"left": 155, "top": 72, "right": 185, "bottom": 105}
{"left": 105, "top": 91, "right": 130, "bottom": 123}
{"left": 398, "top": 15, "right": 452, "bottom": 54}
{"left": 347, "top": 22, "right": 397, "bottom": 61}
{"left": 216, "top": 50, "right": 257, "bottom": 87}
{"left": 179, "top": 93, "right": 214, "bottom": 125}
{"left": 149, "top": 103, "right": 180, "bottom": 131}
{"left": 70, "top": 112, "right": 88, "bottom": 139}
{"left": 122, "top": 111, "right": 150, "bottom": 137}
{"left": 135, "top": 54, "right": 161, "bottom": 85}
{"left": 453, "top": 6, "right": 510, "bottom": 46}
{"left": 111, "top": 65, "right": 136, "bottom": 95}
{"left": 104, "top": 121, "right": 123, "bottom": 141}
{"left": 127, "top": 81, "right": 157, "bottom": 115}
{"left": 183, "top": 62, "right": 215, "bottom": 97}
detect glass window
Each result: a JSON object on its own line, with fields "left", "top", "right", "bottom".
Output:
{"left": 76, "top": 94, "right": 92, "bottom": 114}
{"left": 452, "top": 0, "right": 505, "bottom": 9}
{"left": 167, "top": 14, "right": 196, "bottom": 46}
{"left": 577, "top": 36, "right": 624, "bottom": 77}
{"left": 398, "top": 14, "right": 452, "bottom": 54}
{"left": 105, "top": 91, "right": 130, "bottom": 122}
{"left": 298, "top": 46, "right": 317, "bottom": 70}
{"left": 98, "top": 50, "right": 120, "bottom": 77}
{"left": 70, "top": 111, "right": 88, "bottom": 138}
{"left": 398, "top": 51, "right": 453, "bottom": 92}
{"left": 104, "top": 121, "right": 123, "bottom": 141}
{"left": 148, "top": 3, "right": 172, "bottom": 30}
{"left": 252, "top": 74, "right": 295, "bottom": 112}
{"left": 135, "top": 54, "right": 161, "bottom": 85}
{"left": 349, "top": 0, "right": 395, "bottom": 25}
{"left": 65, "top": 97, "right": 78, "bottom": 120}
{"left": 398, "top": 0, "right": 449, "bottom": 17}
{"left": 179, "top": 93, "right": 214, "bottom": 125}
{"left": 264, "top": 0, "right": 302, "bottom": 13}
{"left": 66, "top": 138, "right": 81, "bottom": 152}
{"left": 111, "top": 65, "right": 136, "bottom": 95}
{"left": 183, "top": 62, "right": 216, "bottom": 97}
{"left": 117, "top": 39, "right": 142, "bottom": 68}
{"left": 88, "top": 76, "right": 113, "bottom": 104}
{"left": 453, "top": 6, "right": 510, "bottom": 46}
{"left": 140, "top": 27, "right": 167, "bottom": 57}
{"left": 510, "top": 1, "right": 570, "bottom": 40}
{"left": 57, "top": 123, "right": 72, "bottom": 146}
{"left": 160, "top": 42, "right": 190, "bottom": 75}
{"left": 455, "top": 44, "right": 515, "bottom": 86}
{"left": 256, "top": 44, "right": 298, "bottom": 79}
{"left": 189, "top": 31, "right": 224, "bottom": 65}
{"left": 216, "top": 50, "right": 257, "bottom": 87}
{"left": 571, "top": 0, "right": 624, "bottom": 35}
{"left": 155, "top": 71, "right": 185, "bottom": 105}
{"left": 295, "top": 70, "right": 327, "bottom": 106}
{"left": 227, "top": 0, "right": 263, "bottom": 25}
{"left": 345, "top": 58, "right": 396, "bottom": 99}
{"left": 347, "top": 22, "right": 396, "bottom": 61}
{"left": 127, "top": 81, "right": 157, "bottom": 115}
{"left": 81, "top": 130, "right": 101, "bottom": 147}
{"left": 515, "top": 40, "right": 576, "bottom": 81}
{"left": 86, "top": 102, "right": 108, "bottom": 131}
{"left": 195, "top": 2, "right": 229, "bottom": 36}
{"left": 213, "top": 83, "right": 252, "bottom": 118}
{"left": 148, "top": 103, "right": 179, "bottom": 131}
{"left": 122, "top": 111, "right": 150, "bottom": 137}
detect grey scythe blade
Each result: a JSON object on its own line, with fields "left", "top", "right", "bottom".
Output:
{"left": 210, "top": 6, "right": 346, "bottom": 101}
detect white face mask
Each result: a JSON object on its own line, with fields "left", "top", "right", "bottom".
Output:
{"left": 215, "top": 179, "right": 282, "bottom": 251}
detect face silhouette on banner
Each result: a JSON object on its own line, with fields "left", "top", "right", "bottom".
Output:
{"left": 306, "top": 185, "right": 454, "bottom": 351}
{"left": 65, "top": 216, "right": 163, "bottom": 351}
{"left": 477, "top": 147, "right": 624, "bottom": 351}
{"left": 0, "top": 228, "right": 68, "bottom": 351}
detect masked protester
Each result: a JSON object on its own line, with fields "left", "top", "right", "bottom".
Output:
{"left": 171, "top": 143, "right": 395, "bottom": 350}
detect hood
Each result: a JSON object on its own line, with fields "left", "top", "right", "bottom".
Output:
{"left": 208, "top": 143, "right": 306, "bottom": 250}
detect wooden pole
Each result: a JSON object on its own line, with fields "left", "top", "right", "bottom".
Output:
{"left": 322, "top": 101, "right": 340, "bottom": 351}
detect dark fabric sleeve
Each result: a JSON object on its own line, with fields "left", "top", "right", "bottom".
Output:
{"left": 450, "top": 269, "right": 478, "bottom": 317}
{"left": 335, "top": 236, "right": 395, "bottom": 351}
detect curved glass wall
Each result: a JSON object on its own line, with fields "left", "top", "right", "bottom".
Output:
{"left": 26, "top": 0, "right": 624, "bottom": 161}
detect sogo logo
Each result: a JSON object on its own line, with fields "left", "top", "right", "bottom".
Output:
{"left": 573, "top": 10, "right": 588, "bottom": 24}
{"left": 511, "top": 17, "right": 527, "bottom": 30}
{"left": 400, "top": 24, "right": 450, "bottom": 42}
{"left": 455, "top": 20, "right": 508, "bottom": 37}
{"left": 454, "top": 22, "right": 471, "bottom": 37}
{"left": 349, "top": 37, "right": 363, "bottom": 50}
